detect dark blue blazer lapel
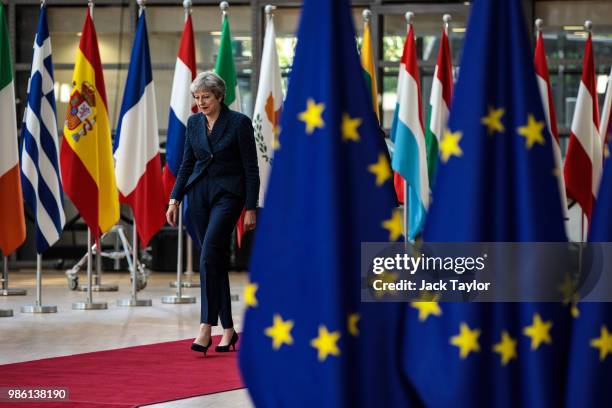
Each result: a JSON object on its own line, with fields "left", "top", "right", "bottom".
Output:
{"left": 208, "top": 105, "right": 230, "bottom": 148}
{"left": 193, "top": 113, "right": 212, "bottom": 154}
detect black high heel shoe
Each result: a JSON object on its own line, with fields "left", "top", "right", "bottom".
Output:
{"left": 191, "top": 338, "right": 213, "bottom": 356}
{"left": 215, "top": 331, "right": 239, "bottom": 352}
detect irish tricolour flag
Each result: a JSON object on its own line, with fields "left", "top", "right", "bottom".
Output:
{"left": 0, "top": 2, "right": 26, "bottom": 255}
{"left": 390, "top": 22, "right": 429, "bottom": 240}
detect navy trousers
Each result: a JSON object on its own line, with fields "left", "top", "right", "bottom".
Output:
{"left": 188, "top": 177, "right": 244, "bottom": 327}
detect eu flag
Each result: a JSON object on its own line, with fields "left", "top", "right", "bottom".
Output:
{"left": 567, "top": 141, "right": 612, "bottom": 406}
{"left": 239, "top": 0, "right": 413, "bottom": 406}
{"left": 402, "top": 0, "right": 570, "bottom": 406}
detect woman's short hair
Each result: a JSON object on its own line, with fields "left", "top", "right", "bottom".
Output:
{"left": 190, "top": 71, "right": 226, "bottom": 102}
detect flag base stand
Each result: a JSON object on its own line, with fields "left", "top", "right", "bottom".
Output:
{"left": 72, "top": 301, "right": 107, "bottom": 310}
{"left": 118, "top": 220, "right": 152, "bottom": 308}
{"left": 73, "top": 230, "right": 108, "bottom": 311}
{"left": 21, "top": 305, "right": 57, "bottom": 313}
{"left": 169, "top": 279, "right": 200, "bottom": 288}
{"left": 78, "top": 284, "right": 119, "bottom": 292}
{"left": 22, "top": 255, "right": 57, "bottom": 314}
{"left": 0, "top": 288, "right": 27, "bottom": 296}
{"left": 169, "top": 236, "right": 200, "bottom": 288}
{"left": 163, "top": 208, "right": 196, "bottom": 305}
{"left": 117, "top": 298, "right": 152, "bottom": 307}
{"left": 0, "top": 309, "right": 13, "bottom": 317}
{"left": 2, "top": 256, "right": 27, "bottom": 296}
{"left": 161, "top": 295, "right": 196, "bottom": 304}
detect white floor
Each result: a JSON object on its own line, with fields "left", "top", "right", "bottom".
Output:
{"left": 0, "top": 269, "right": 253, "bottom": 408}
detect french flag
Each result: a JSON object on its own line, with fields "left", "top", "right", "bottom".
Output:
{"left": 113, "top": 8, "right": 166, "bottom": 247}
{"left": 162, "top": 12, "right": 196, "bottom": 201}
{"left": 564, "top": 32, "right": 602, "bottom": 225}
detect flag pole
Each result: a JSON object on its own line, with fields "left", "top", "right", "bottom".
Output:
{"left": 1, "top": 254, "right": 26, "bottom": 296}
{"left": 582, "top": 19, "right": 593, "bottom": 243}
{"left": 72, "top": 228, "right": 108, "bottom": 310}
{"left": 117, "top": 214, "right": 153, "bottom": 307}
{"left": 21, "top": 254, "right": 57, "bottom": 313}
{"left": 164, "top": 1, "right": 196, "bottom": 310}
{"left": 403, "top": 11, "right": 414, "bottom": 247}
{"left": 168, "top": 0, "right": 199, "bottom": 290}
{"left": 220, "top": 0, "right": 228, "bottom": 19}
{"left": 0, "top": 255, "right": 15, "bottom": 316}
{"left": 443, "top": 13, "right": 451, "bottom": 35}
{"left": 163, "top": 202, "right": 195, "bottom": 304}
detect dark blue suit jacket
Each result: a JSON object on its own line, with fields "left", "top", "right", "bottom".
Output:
{"left": 170, "top": 105, "right": 260, "bottom": 210}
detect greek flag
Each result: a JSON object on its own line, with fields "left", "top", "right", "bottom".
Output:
{"left": 20, "top": 4, "right": 65, "bottom": 253}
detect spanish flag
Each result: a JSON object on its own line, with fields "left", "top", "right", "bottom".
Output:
{"left": 60, "top": 8, "right": 119, "bottom": 237}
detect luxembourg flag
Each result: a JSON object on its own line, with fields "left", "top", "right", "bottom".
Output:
{"left": 534, "top": 27, "right": 568, "bottom": 218}
{"left": 390, "top": 20, "right": 429, "bottom": 240}
{"left": 162, "top": 11, "right": 196, "bottom": 201}
{"left": 564, "top": 31, "right": 601, "bottom": 225}
{"left": 113, "top": 8, "right": 165, "bottom": 247}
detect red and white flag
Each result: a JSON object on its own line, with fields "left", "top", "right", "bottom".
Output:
{"left": 600, "top": 66, "right": 612, "bottom": 150}
{"left": 534, "top": 30, "right": 568, "bottom": 217}
{"left": 564, "top": 32, "right": 602, "bottom": 224}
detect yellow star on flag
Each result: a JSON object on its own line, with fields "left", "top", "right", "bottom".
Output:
{"left": 493, "top": 331, "right": 518, "bottom": 366}
{"left": 368, "top": 153, "right": 392, "bottom": 186}
{"left": 311, "top": 325, "right": 341, "bottom": 362}
{"left": 382, "top": 209, "right": 403, "bottom": 241}
{"left": 523, "top": 313, "right": 553, "bottom": 350}
{"left": 518, "top": 114, "right": 546, "bottom": 149}
{"left": 590, "top": 326, "right": 612, "bottom": 361}
{"left": 450, "top": 322, "right": 481, "bottom": 359}
{"left": 298, "top": 98, "right": 325, "bottom": 134}
{"left": 481, "top": 106, "right": 505, "bottom": 135}
{"left": 341, "top": 113, "right": 362, "bottom": 142}
{"left": 410, "top": 292, "right": 442, "bottom": 321}
{"left": 347, "top": 313, "right": 360, "bottom": 337}
{"left": 440, "top": 130, "right": 463, "bottom": 163}
{"left": 244, "top": 282, "right": 258, "bottom": 308}
{"left": 264, "top": 314, "right": 294, "bottom": 350}
{"left": 272, "top": 127, "right": 281, "bottom": 150}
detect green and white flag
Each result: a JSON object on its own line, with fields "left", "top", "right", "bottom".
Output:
{"left": 425, "top": 28, "right": 453, "bottom": 186}
{"left": 0, "top": 2, "right": 26, "bottom": 255}
{"left": 215, "top": 13, "right": 241, "bottom": 112}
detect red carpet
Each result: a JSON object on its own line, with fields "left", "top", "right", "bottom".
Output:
{"left": 0, "top": 335, "right": 243, "bottom": 407}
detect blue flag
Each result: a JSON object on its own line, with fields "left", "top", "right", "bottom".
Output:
{"left": 402, "top": 0, "right": 570, "bottom": 406}
{"left": 20, "top": 4, "right": 65, "bottom": 254}
{"left": 567, "top": 142, "right": 612, "bottom": 406}
{"left": 239, "top": 0, "right": 412, "bottom": 406}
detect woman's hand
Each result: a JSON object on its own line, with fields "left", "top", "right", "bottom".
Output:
{"left": 166, "top": 204, "right": 179, "bottom": 227}
{"left": 244, "top": 209, "right": 257, "bottom": 232}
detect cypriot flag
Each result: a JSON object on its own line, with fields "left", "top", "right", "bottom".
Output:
{"left": 252, "top": 7, "right": 283, "bottom": 206}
